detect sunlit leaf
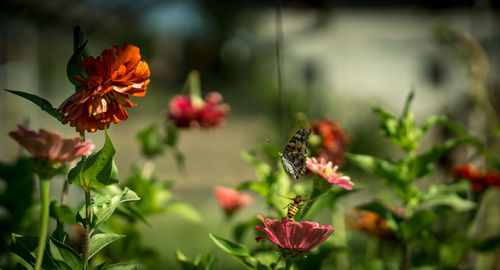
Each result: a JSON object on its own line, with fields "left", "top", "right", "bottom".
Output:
{"left": 77, "top": 187, "right": 140, "bottom": 229}
{"left": 88, "top": 233, "right": 125, "bottom": 260}
{"left": 48, "top": 238, "right": 83, "bottom": 270}
{"left": 209, "top": 233, "right": 258, "bottom": 270}
{"left": 4, "top": 89, "right": 62, "bottom": 121}
{"left": 68, "top": 130, "right": 118, "bottom": 189}
{"left": 100, "top": 264, "right": 137, "bottom": 270}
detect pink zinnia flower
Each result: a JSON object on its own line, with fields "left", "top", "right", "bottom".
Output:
{"left": 311, "top": 119, "right": 348, "bottom": 167}
{"left": 9, "top": 125, "right": 94, "bottom": 163}
{"left": 168, "top": 92, "right": 229, "bottom": 129}
{"left": 214, "top": 186, "right": 253, "bottom": 216}
{"left": 255, "top": 215, "right": 334, "bottom": 255}
{"left": 306, "top": 157, "right": 354, "bottom": 190}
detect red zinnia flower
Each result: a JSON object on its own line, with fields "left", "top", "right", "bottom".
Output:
{"left": 214, "top": 186, "right": 253, "bottom": 216}
{"left": 168, "top": 92, "right": 229, "bottom": 129}
{"left": 9, "top": 125, "right": 94, "bottom": 163}
{"left": 58, "top": 44, "right": 150, "bottom": 132}
{"left": 306, "top": 157, "right": 354, "bottom": 190}
{"left": 452, "top": 164, "right": 500, "bottom": 191}
{"left": 310, "top": 119, "right": 348, "bottom": 167}
{"left": 255, "top": 215, "right": 334, "bottom": 259}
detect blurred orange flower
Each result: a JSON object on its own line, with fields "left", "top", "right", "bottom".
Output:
{"left": 347, "top": 210, "right": 394, "bottom": 239}
{"left": 58, "top": 44, "right": 150, "bottom": 132}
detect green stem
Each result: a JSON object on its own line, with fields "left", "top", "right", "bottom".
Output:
{"left": 402, "top": 242, "right": 411, "bottom": 270}
{"left": 82, "top": 189, "right": 91, "bottom": 264}
{"left": 285, "top": 259, "right": 293, "bottom": 270}
{"left": 34, "top": 179, "right": 50, "bottom": 270}
{"left": 273, "top": 255, "right": 283, "bottom": 270}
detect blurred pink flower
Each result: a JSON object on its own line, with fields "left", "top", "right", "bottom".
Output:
{"left": 306, "top": 157, "right": 354, "bottom": 190}
{"left": 168, "top": 92, "right": 229, "bottom": 129}
{"left": 214, "top": 186, "right": 253, "bottom": 215}
{"left": 168, "top": 95, "right": 197, "bottom": 128}
{"left": 255, "top": 215, "right": 334, "bottom": 254}
{"left": 9, "top": 125, "right": 94, "bottom": 163}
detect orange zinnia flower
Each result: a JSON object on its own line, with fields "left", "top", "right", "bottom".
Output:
{"left": 58, "top": 44, "right": 150, "bottom": 132}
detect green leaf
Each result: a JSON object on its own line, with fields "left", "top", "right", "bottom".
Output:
{"left": 77, "top": 187, "right": 140, "bottom": 229}
{"left": 241, "top": 151, "right": 272, "bottom": 183}
{"left": 164, "top": 201, "right": 203, "bottom": 223}
{"left": 48, "top": 238, "right": 83, "bottom": 270}
{"left": 101, "top": 264, "right": 137, "bottom": 270}
{"left": 399, "top": 210, "right": 438, "bottom": 240}
{"left": 4, "top": 89, "right": 62, "bottom": 121}
{"left": 68, "top": 130, "right": 118, "bottom": 189}
{"left": 165, "top": 124, "right": 179, "bottom": 147}
{"left": 404, "top": 138, "right": 465, "bottom": 179}
{"left": 235, "top": 181, "right": 268, "bottom": 198}
{"left": 472, "top": 235, "right": 500, "bottom": 252}
{"left": 52, "top": 220, "right": 70, "bottom": 245}
{"left": 209, "top": 233, "right": 257, "bottom": 270}
{"left": 8, "top": 234, "right": 37, "bottom": 266}
{"left": 175, "top": 249, "right": 217, "bottom": 270}
{"left": 50, "top": 200, "right": 77, "bottom": 225}
{"left": 303, "top": 187, "right": 355, "bottom": 221}
{"left": 418, "top": 183, "right": 475, "bottom": 212}
{"left": 137, "top": 124, "right": 164, "bottom": 159}
{"left": 66, "top": 39, "right": 88, "bottom": 87}
{"left": 373, "top": 91, "right": 425, "bottom": 153}
{"left": 88, "top": 233, "right": 125, "bottom": 260}
{"left": 347, "top": 153, "right": 416, "bottom": 198}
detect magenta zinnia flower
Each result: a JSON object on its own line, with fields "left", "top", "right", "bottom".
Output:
{"left": 255, "top": 215, "right": 334, "bottom": 256}
{"left": 9, "top": 125, "right": 94, "bottom": 163}
{"left": 214, "top": 186, "right": 253, "bottom": 216}
{"left": 306, "top": 157, "right": 354, "bottom": 190}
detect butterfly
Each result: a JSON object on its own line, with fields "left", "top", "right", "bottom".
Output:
{"left": 280, "top": 128, "right": 311, "bottom": 180}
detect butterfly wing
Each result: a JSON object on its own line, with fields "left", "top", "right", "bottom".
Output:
{"left": 280, "top": 128, "right": 311, "bottom": 180}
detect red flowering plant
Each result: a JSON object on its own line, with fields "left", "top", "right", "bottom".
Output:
{"left": 310, "top": 119, "right": 348, "bottom": 167}
{"left": 5, "top": 28, "right": 146, "bottom": 270}
{"left": 168, "top": 71, "right": 229, "bottom": 129}
{"left": 59, "top": 43, "right": 150, "bottom": 132}
{"left": 452, "top": 164, "right": 500, "bottom": 192}
{"left": 8, "top": 125, "right": 93, "bottom": 270}
{"left": 255, "top": 215, "right": 334, "bottom": 261}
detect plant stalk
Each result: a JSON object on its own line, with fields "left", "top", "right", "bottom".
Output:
{"left": 34, "top": 179, "right": 50, "bottom": 270}
{"left": 82, "top": 188, "right": 91, "bottom": 263}
{"left": 402, "top": 242, "right": 411, "bottom": 270}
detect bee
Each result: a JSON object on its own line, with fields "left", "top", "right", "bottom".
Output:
{"left": 280, "top": 128, "right": 312, "bottom": 180}
{"left": 283, "top": 194, "right": 317, "bottom": 219}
